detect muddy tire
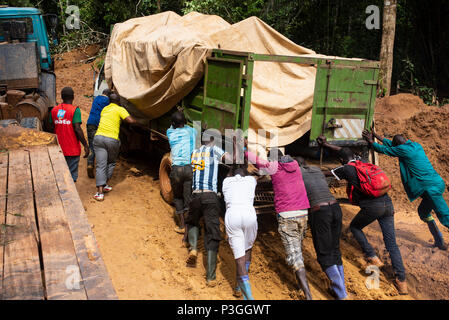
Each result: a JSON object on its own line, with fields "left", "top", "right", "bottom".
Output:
{"left": 159, "top": 153, "right": 174, "bottom": 205}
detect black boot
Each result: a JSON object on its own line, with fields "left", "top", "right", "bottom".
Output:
{"left": 188, "top": 226, "right": 199, "bottom": 250}
{"left": 206, "top": 250, "right": 218, "bottom": 286}
{"left": 427, "top": 220, "right": 448, "bottom": 250}
{"left": 295, "top": 268, "right": 313, "bottom": 300}
{"left": 186, "top": 226, "right": 199, "bottom": 264}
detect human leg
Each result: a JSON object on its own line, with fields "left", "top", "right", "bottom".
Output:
{"left": 331, "top": 203, "right": 344, "bottom": 267}
{"left": 377, "top": 213, "right": 406, "bottom": 282}
{"left": 309, "top": 206, "right": 335, "bottom": 271}
{"left": 185, "top": 194, "right": 201, "bottom": 265}
{"left": 64, "top": 156, "right": 80, "bottom": 182}
{"left": 93, "top": 136, "right": 108, "bottom": 188}
{"left": 277, "top": 215, "right": 312, "bottom": 300}
{"left": 349, "top": 207, "right": 380, "bottom": 260}
{"left": 230, "top": 236, "right": 254, "bottom": 300}
{"left": 425, "top": 190, "right": 449, "bottom": 230}
{"left": 202, "top": 193, "right": 222, "bottom": 285}
{"left": 277, "top": 215, "right": 306, "bottom": 271}
{"left": 105, "top": 137, "right": 120, "bottom": 183}
{"left": 311, "top": 204, "right": 346, "bottom": 300}
{"left": 86, "top": 124, "right": 97, "bottom": 178}
{"left": 170, "top": 166, "right": 186, "bottom": 232}
{"left": 377, "top": 206, "right": 408, "bottom": 295}
{"left": 180, "top": 165, "right": 193, "bottom": 231}
{"left": 418, "top": 193, "right": 447, "bottom": 249}
{"left": 235, "top": 255, "right": 254, "bottom": 300}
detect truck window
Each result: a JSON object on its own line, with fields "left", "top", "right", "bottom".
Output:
{"left": 0, "top": 17, "right": 34, "bottom": 40}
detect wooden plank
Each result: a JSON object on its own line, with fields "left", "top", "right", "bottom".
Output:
{"left": 29, "top": 146, "right": 88, "bottom": 300}
{"left": 0, "top": 152, "right": 8, "bottom": 299}
{"left": 47, "top": 145, "right": 117, "bottom": 300}
{"left": 2, "top": 149, "right": 44, "bottom": 300}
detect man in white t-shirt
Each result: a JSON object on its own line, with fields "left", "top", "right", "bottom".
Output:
{"left": 222, "top": 167, "right": 258, "bottom": 300}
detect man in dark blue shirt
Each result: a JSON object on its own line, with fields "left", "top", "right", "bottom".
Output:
{"left": 86, "top": 89, "right": 110, "bottom": 178}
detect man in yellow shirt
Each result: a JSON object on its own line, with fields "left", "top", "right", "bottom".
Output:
{"left": 93, "top": 93, "right": 140, "bottom": 201}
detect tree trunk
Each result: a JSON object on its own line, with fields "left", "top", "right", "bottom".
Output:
{"left": 379, "top": 0, "right": 397, "bottom": 96}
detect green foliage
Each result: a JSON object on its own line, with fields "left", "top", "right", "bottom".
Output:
{"left": 183, "top": 0, "right": 264, "bottom": 23}
{"left": 398, "top": 58, "right": 438, "bottom": 105}
{"left": 3, "top": 0, "right": 449, "bottom": 103}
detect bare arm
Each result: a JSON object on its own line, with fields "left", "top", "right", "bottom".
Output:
{"left": 317, "top": 135, "right": 342, "bottom": 152}
{"left": 322, "top": 170, "right": 334, "bottom": 177}
{"left": 222, "top": 152, "right": 234, "bottom": 164}
{"left": 73, "top": 122, "right": 89, "bottom": 158}
{"left": 362, "top": 129, "right": 384, "bottom": 145}
{"left": 373, "top": 131, "right": 384, "bottom": 142}
{"left": 123, "top": 116, "right": 137, "bottom": 125}
{"left": 124, "top": 116, "right": 149, "bottom": 126}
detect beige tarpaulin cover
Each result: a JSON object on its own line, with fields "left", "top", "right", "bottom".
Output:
{"left": 105, "top": 11, "right": 346, "bottom": 147}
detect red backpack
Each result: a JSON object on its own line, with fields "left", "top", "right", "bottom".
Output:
{"left": 346, "top": 160, "right": 391, "bottom": 203}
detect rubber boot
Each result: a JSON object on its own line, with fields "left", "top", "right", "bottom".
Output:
{"left": 325, "top": 265, "right": 347, "bottom": 300}
{"left": 295, "top": 268, "right": 313, "bottom": 300}
{"left": 337, "top": 264, "right": 347, "bottom": 293}
{"left": 427, "top": 220, "right": 448, "bottom": 250}
{"left": 237, "top": 275, "right": 254, "bottom": 300}
{"left": 188, "top": 226, "right": 199, "bottom": 251}
{"left": 186, "top": 226, "right": 199, "bottom": 265}
{"left": 206, "top": 250, "right": 218, "bottom": 286}
{"left": 233, "top": 261, "right": 251, "bottom": 297}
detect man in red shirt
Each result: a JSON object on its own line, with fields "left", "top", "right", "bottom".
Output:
{"left": 50, "top": 87, "right": 89, "bottom": 182}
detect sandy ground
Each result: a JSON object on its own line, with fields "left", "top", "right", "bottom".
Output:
{"left": 55, "top": 47, "right": 449, "bottom": 300}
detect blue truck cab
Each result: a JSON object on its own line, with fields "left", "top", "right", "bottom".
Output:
{"left": 0, "top": 6, "right": 55, "bottom": 71}
{"left": 0, "top": 6, "right": 58, "bottom": 129}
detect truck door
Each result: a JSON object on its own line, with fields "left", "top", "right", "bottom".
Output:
{"left": 309, "top": 59, "right": 379, "bottom": 146}
{"left": 201, "top": 57, "right": 244, "bottom": 132}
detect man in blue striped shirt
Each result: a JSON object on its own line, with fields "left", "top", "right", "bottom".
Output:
{"left": 186, "top": 134, "right": 233, "bottom": 287}
{"left": 167, "top": 111, "right": 197, "bottom": 234}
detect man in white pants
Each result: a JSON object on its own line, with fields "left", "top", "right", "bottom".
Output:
{"left": 222, "top": 167, "right": 258, "bottom": 300}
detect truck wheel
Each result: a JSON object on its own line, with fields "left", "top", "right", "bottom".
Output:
{"left": 159, "top": 153, "right": 174, "bottom": 205}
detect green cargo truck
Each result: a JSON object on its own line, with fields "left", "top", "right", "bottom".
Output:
{"left": 95, "top": 48, "right": 380, "bottom": 210}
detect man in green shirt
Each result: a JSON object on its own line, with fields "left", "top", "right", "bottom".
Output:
{"left": 363, "top": 129, "right": 448, "bottom": 250}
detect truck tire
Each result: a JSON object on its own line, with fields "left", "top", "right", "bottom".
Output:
{"left": 159, "top": 153, "right": 174, "bottom": 205}
{"left": 20, "top": 117, "right": 42, "bottom": 131}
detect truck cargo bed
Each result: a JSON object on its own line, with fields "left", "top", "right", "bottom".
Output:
{"left": 0, "top": 145, "right": 117, "bottom": 300}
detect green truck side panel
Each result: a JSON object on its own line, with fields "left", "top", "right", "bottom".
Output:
{"left": 158, "top": 49, "right": 379, "bottom": 148}
{"left": 309, "top": 61, "right": 379, "bottom": 146}
{"left": 203, "top": 57, "right": 243, "bottom": 132}
{"left": 181, "top": 50, "right": 254, "bottom": 137}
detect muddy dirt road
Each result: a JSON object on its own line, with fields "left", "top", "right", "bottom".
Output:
{"left": 55, "top": 47, "right": 449, "bottom": 300}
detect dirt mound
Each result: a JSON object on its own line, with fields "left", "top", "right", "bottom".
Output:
{"left": 375, "top": 93, "right": 427, "bottom": 120}
{"left": 53, "top": 45, "right": 102, "bottom": 114}
{"left": 375, "top": 95, "right": 449, "bottom": 213}
{"left": 55, "top": 44, "right": 101, "bottom": 68}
